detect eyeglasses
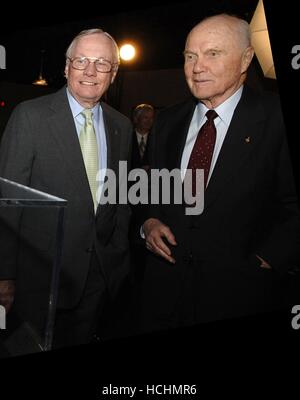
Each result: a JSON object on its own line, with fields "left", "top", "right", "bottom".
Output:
{"left": 67, "top": 56, "right": 118, "bottom": 73}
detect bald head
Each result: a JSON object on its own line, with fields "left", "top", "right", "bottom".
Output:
{"left": 187, "top": 14, "right": 251, "bottom": 54}
{"left": 184, "top": 14, "right": 254, "bottom": 108}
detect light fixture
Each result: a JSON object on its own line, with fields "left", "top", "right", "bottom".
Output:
{"left": 119, "top": 44, "right": 136, "bottom": 62}
{"left": 250, "top": 0, "right": 276, "bottom": 79}
{"left": 33, "top": 50, "right": 48, "bottom": 86}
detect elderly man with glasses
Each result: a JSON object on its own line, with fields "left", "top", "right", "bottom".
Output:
{"left": 0, "top": 29, "right": 132, "bottom": 348}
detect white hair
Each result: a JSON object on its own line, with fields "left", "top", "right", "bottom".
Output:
{"left": 65, "top": 28, "right": 120, "bottom": 64}
{"left": 133, "top": 103, "right": 155, "bottom": 119}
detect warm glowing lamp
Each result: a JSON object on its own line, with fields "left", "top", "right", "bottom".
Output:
{"left": 119, "top": 44, "right": 136, "bottom": 61}
{"left": 33, "top": 50, "right": 48, "bottom": 86}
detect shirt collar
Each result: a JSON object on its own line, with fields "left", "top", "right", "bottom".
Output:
{"left": 66, "top": 87, "right": 100, "bottom": 122}
{"left": 197, "top": 85, "right": 243, "bottom": 127}
{"left": 136, "top": 131, "right": 148, "bottom": 139}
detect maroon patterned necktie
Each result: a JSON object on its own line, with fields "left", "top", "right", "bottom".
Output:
{"left": 187, "top": 109, "right": 218, "bottom": 194}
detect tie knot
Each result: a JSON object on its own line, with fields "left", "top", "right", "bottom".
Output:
{"left": 81, "top": 109, "right": 93, "bottom": 122}
{"left": 205, "top": 109, "right": 218, "bottom": 122}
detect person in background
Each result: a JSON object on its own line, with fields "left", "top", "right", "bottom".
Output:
{"left": 128, "top": 104, "right": 155, "bottom": 326}
{"left": 131, "top": 103, "right": 155, "bottom": 170}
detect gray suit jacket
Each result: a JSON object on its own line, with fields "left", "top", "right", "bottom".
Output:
{"left": 0, "top": 87, "right": 132, "bottom": 309}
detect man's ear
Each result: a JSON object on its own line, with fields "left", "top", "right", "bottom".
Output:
{"left": 64, "top": 63, "right": 69, "bottom": 79}
{"left": 110, "top": 67, "right": 119, "bottom": 84}
{"left": 241, "top": 46, "right": 255, "bottom": 74}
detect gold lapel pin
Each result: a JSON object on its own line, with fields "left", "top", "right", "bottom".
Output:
{"left": 245, "top": 136, "right": 251, "bottom": 144}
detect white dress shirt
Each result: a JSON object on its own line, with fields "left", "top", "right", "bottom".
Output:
{"left": 181, "top": 86, "right": 243, "bottom": 185}
{"left": 140, "top": 86, "right": 244, "bottom": 238}
{"left": 66, "top": 88, "right": 107, "bottom": 199}
{"left": 136, "top": 131, "right": 148, "bottom": 146}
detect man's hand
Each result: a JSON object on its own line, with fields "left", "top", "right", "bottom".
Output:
{"left": 143, "top": 218, "right": 177, "bottom": 263}
{"left": 0, "top": 280, "right": 15, "bottom": 313}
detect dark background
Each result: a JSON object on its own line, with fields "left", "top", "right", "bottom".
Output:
{"left": 0, "top": 0, "right": 271, "bottom": 124}
{"left": 0, "top": 0, "right": 259, "bottom": 78}
{"left": 0, "top": 0, "right": 300, "bottom": 393}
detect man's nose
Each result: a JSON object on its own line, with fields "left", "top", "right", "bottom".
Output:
{"left": 84, "top": 61, "right": 97, "bottom": 76}
{"left": 193, "top": 56, "right": 206, "bottom": 73}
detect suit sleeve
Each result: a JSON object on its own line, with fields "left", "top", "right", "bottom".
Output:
{"left": 142, "top": 112, "right": 163, "bottom": 223}
{"left": 256, "top": 108, "right": 300, "bottom": 274}
{"left": 115, "top": 119, "right": 132, "bottom": 247}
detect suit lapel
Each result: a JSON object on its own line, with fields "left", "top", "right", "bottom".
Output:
{"left": 47, "top": 88, "right": 92, "bottom": 203}
{"left": 101, "top": 102, "right": 120, "bottom": 173}
{"left": 204, "top": 86, "right": 266, "bottom": 209}
{"left": 96, "top": 102, "right": 121, "bottom": 218}
{"left": 166, "top": 98, "right": 197, "bottom": 170}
